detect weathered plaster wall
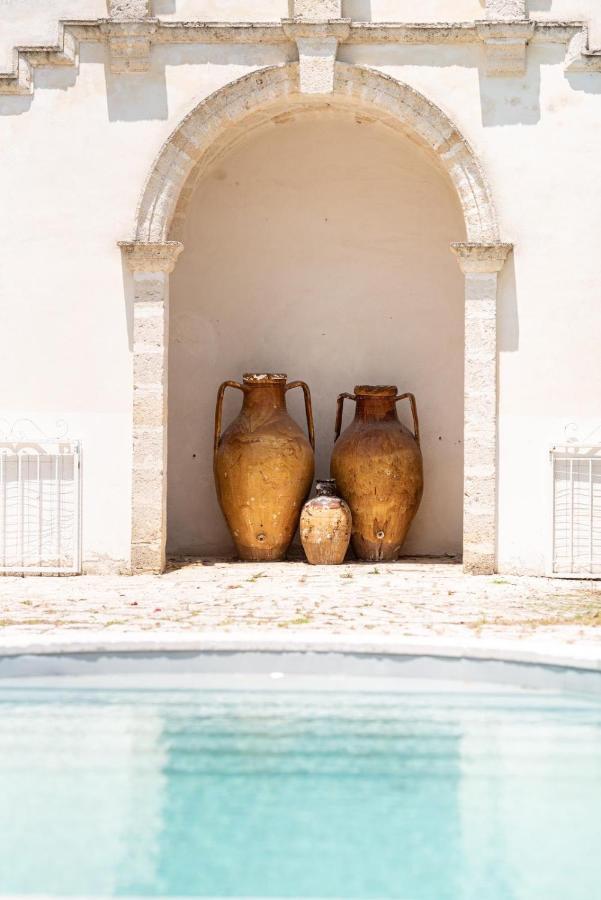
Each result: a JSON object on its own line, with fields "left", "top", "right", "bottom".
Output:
{"left": 167, "top": 109, "right": 465, "bottom": 558}
{"left": 2, "top": 0, "right": 601, "bottom": 573}
{"left": 0, "top": 43, "right": 290, "bottom": 571}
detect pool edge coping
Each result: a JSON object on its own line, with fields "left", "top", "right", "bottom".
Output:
{"left": 1, "top": 631, "right": 600, "bottom": 673}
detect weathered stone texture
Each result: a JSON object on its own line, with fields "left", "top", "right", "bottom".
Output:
{"left": 451, "top": 243, "right": 512, "bottom": 575}
{"left": 485, "top": 0, "right": 527, "bottom": 19}
{"left": 120, "top": 242, "right": 183, "bottom": 573}
{"left": 108, "top": 0, "right": 151, "bottom": 18}
{"left": 292, "top": 0, "right": 342, "bottom": 18}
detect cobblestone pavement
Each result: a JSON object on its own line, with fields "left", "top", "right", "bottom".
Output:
{"left": 0, "top": 559, "right": 600, "bottom": 651}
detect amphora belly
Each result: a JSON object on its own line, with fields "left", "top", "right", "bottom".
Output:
{"left": 214, "top": 373, "right": 315, "bottom": 561}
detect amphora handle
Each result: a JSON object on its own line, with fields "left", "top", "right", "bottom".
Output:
{"left": 395, "top": 392, "right": 420, "bottom": 447}
{"left": 334, "top": 391, "right": 420, "bottom": 446}
{"left": 214, "top": 380, "right": 245, "bottom": 458}
{"left": 286, "top": 381, "right": 315, "bottom": 450}
{"left": 334, "top": 393, "right": 356, "bottom": 443}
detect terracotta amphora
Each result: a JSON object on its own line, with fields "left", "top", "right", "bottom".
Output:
{"left": 300, "top": 479, "right": 352, "bottom": 566}
{"left": 214, "top": 373, "right": 315, "bottom": 561}
{"left": 330, "top": 385, "right": 423, "bottom": 562}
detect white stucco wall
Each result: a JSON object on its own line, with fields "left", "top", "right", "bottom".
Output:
{"left": 2, "top": 0, "right": 601, "bottom": 573}
{"left": 168, "top": 110, "right": 465, "bottom": 558}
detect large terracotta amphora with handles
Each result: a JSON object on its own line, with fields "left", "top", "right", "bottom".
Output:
{"left": 330, "top": 385, "right": 423, "bottom": 562}
{"left": 214, "top": 373, "right": 315, "bottom": 561}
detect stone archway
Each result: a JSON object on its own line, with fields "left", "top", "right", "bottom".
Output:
{"left": 120, "top": 61, "right": 512, "bottom": 575}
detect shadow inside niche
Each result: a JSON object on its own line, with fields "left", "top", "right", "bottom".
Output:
{"left": 497, "top": 251, "right": 519, "bottom": 354}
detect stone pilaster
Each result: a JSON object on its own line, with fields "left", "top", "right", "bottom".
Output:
{"left": 119, "top": 240, "right": 183, "bottom": 574}
{"left": 451, "top": 242, "right": 512, "bottom": 575}
{"left": 282, "top": 11, "right": 350, "bottom": 94}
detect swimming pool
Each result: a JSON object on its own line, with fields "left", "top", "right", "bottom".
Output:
{"left": 1, "top": 674, "right": 600, "bottom": 898}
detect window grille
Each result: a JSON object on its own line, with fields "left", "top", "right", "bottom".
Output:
{"left": 552, "top": 445, "right": 601, "bottom": 576}
{"left": 0, "top": 441, "right": 81, "bottom": 574}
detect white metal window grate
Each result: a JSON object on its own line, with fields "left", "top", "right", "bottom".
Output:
{"left": 552, "top": 445, "right": 601, "bottom": 576}
{"left": 0, "top": 441, "right": 81, "bottom": 574}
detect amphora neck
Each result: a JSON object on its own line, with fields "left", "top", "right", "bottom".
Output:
{"left": 242, "top": 373, "right": 288, "bottom": 411}
{"left": 315, "top": 479, "right": 337, "bottom": 497}
{"left": 353, "top": 385, "right": 399, "bottom": 423}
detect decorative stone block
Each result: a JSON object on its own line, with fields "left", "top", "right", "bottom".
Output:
{"left": 119, "top": 241, "right": 183, "bottom": 273}
{"left": 476, "top": 21, "right": 534, "bottom": 76}
{"left": 100, "top": 21, "right": 157, "bottom": 74}
{"left": 282, "top": 20, "right": 350, "bottom": 93}
{"left": 484, "top": 0, "right": 527, "bottom": 19}
{"left": 451, "top": 242, "right": 513, "bottom": 274}
{"left": 108, "top": 0, "right": 151, "bottom": 17}
{"left": 292, "top": 0, "right": 341, "bottom": 17}
{"left": 299, "top": 0, "right": 341, "bottom": 16}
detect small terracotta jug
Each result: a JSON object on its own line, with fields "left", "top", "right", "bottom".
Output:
{"left": 300, "top": 479, "right": 352, "bottom": 566}
{"left": 330, "top": 385, "right": 423, "bottom": 562}
{"left": 214, "top": 373, "right": 315, "bottom": 561}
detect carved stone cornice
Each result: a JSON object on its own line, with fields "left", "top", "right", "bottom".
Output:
{"left": 1, "top": 17, "right": 599, "bottom": 97}
{"left": 119, "top": 241, "right": 184, "bottom": 273}
{"left": 281, "top": 20, "right": 351, "bottom": 42}
{"left": 451, "top": 242, "right": 513, "bottom": 274}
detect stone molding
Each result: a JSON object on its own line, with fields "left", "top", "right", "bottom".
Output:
{"left": 119, "top": 240, "right": 183, "bottom": 272}
{"left": 451, "top": 242, "right": 513, "bottom": 273}
{"left": 0, "top": 17, "right": 598, "bottom": 96}
{"left": 475, "top": 21, "right": 534, "bottom": 76}
{"left": 131, "top": 62, "right": 499, "bottom": 246}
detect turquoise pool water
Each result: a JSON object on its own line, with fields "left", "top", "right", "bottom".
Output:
{"left": 1, "top": 678, "right": 601, "bottom": 898}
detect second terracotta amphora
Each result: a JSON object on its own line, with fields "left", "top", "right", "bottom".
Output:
{"left": 214, "top": 374, "right": 315, "bottom": 561}
{"left": 331, "top": 385, "right": 423, "bottom": 562}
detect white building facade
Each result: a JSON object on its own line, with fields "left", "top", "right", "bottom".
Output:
{"left": 2, "top": 0, "right": 601, "bottom": 577}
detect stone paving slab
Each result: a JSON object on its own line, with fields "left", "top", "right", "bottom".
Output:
{"left": 0, "top": 559, "right": 600, "bottom": 655}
